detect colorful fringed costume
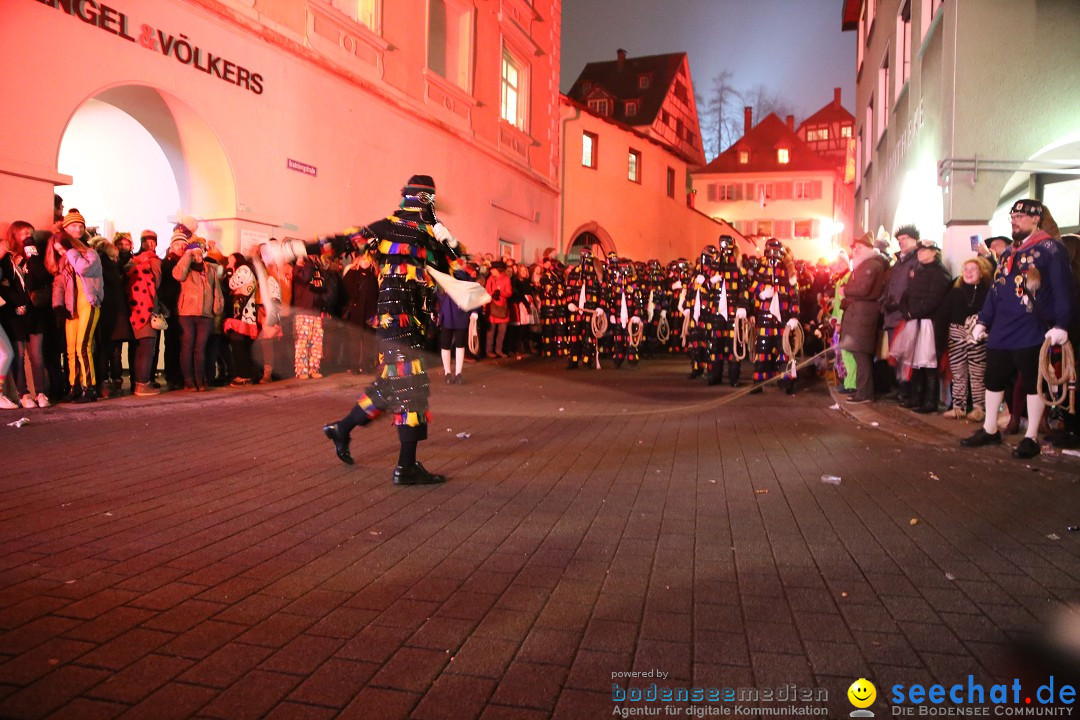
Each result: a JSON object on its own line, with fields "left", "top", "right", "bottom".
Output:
{"left": 564, "top": 250, "right": 604, "bottom": 369}
{"left": 750, "top": 240, "right": 800, "bottom": 385}
{"left": 538, "top": 262, "right": 566, "bottom": 358}
{"left": 706, "top": 237, "right": 748, "bottom": 386}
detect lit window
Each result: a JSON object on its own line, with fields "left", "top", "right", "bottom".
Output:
{"left": 896, "top": 0, "right": 912, "bottom": 99}
{"left": 840, "top": 124, "right": 853, "bottom": 138}
{"left": 625, "top": 100, "right": 638, "bottom": 117}
{"left": 428, "top": 0, "right": 473, "bottom": 91}
{"left": 807, "top": 127, "right": 830, "bottom": 142}
{"left": 794, "top": 181, "right": 811, "bottom": 199}
{"left": 738, "top": 150, "right": 749, "bottom": 164}
{"left": 878, "top": 51, "right": 890, "bottom": 131}
{"left": 794, "top": 219, "right": 813, "bottom": 238}
{"left": 638, "top": 75, "right": 650, "bottom": 89}
{"left": 332, "top": 0, "right": 380, "bottom": 30}
{"left": 588, "top": 98, "right": 611, "bottom": 116}
{"left": 501, "top": 49, "right": 527, "bottom": 130}
{"left": 757, "top": 220, "right": 773, "bottom": 236}
{"left": 777, "top": 148, "right": 790, "bottom": 164}
{"left": 666, "top": 167, "right": 676, "bottom": 198}
{"left": 582, "top": 131, "right": 597, "bottom": 168}
{"left": 920, "top": 0, "right": 944, "bottom": 44}
{"left": 628, "top": 149, "right": 642, "bottom": 183}
{"left": 757, "top": 183, "right": 774, "bottom": 200}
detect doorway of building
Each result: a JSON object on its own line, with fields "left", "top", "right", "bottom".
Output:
{"left": 567, "top": 231, "right": 610, "bottom": 264}
{"left": 56, "top": 85, "right": 235, "bottom": 253}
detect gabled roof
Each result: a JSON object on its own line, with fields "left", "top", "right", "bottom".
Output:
{"left": 798, "top": 96, "right": 854, "bottom": 132}
{"left": 567, "top": 52, "right": 688, "bottom": 128}
{"left": 696, "top": 114, "right": 834, "bottom": 174}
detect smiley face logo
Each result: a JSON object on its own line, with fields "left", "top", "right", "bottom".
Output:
{"left": 848, "top": 678, "right": 877, "bottom": 709}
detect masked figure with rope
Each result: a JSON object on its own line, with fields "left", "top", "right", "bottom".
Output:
{"left": 604, "top": 255, "right": 643, "bottom": 368}
{"left": 664, "top": 259, "right": 691, "bottom": 353}
{"left": 640, "top": 259, "right": 666, "bottom": 357}
{"left": 706, "top": 235, "right": 749, "bottom": 387}
{"left": 685, "top": 245, "right": 720, "bottom": 380}
{"left": 321, "top": 175, "right": 464, "bottom": 484}
{"left": 749, "top": 239, "right": 802, "bottom": 394}
{"left": 565, "top": 248, "right": 605, "bottom": 369}
{"left": 538, "top": 257, "right": 565, "bottom": 358}
{"left": 961, "top": 199, "right": 1074, "bottom": 460}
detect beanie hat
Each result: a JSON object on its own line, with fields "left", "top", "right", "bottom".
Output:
{"left": 402, "top": 175, "right": 436, "bottom": 197}
{"left": 62, "top": 209, "right": 86, "bottom": 228}
{"left": 852, "top": 231, "right": 875, "bottom": 249}
{"left": 170, "top": 230, "right": 189, "bottom": 245}
{"left": 179, "top": 215, "right": 199, "bottom": 234}
{"left": 1010, "top": 199, "right": 1043, "bottom": 217}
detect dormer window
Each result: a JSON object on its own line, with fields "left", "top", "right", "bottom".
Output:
{"left": 588, "top": 98, "right": 612, "bottom": 116}
{"left": 582, "top": 81, "right": 592, "bottom": 93}
{"left": 738, "top": 149, "right": 749, "bottom": 164}
{"left": 625, "top": 100, "right": 639, "bottom": 117}
{"left": 777, "top": 148, "right": 790, "bottom": 164}
{"left": 638, "top": 74, "right": 650, "bottom": 89}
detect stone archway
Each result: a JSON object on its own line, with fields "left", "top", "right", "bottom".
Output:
{"left": 566, "top": 222, "right": 615, "bottom": 263}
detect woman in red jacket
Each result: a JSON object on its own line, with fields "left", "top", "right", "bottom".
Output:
{"left": 484, "top": 261, "right": 512, "bottom": 357}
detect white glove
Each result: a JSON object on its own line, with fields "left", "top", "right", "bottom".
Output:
{"left": 786, "top": 318, "right": 800, "bottom": 331}
{"left": 660, "top": 309, "right": 668, "bottom": 319}
{"left": 671, "top": 280, "right": 683, "bottom": 290}
{"left": 709, "top": 274, "right": 721, "bottom": 285}
{"left": 470, "top": 312, "right": 478, "bottom": 319}
{"left": 736, "top": 308, "right": 747, "bottom": 320}
{"left": 568, "top": 303, "right": 578, "bottom": 313}
{"left": 610, "top": 315, "right": 617, "bottom": 323}
{"left": 1046, "top": 327, "right": 1069, "bottom": 346}
{"left": 760, "top": 286, "right": 775, "bottom": 300}
{"left": 970, "top": 324, "right": 987, "bottom": 343}
{"left": 695, "top": 274, "right": 705, "bottom": 285}
{"left": 432, "top": 222, "right": 457, "bottom": 247}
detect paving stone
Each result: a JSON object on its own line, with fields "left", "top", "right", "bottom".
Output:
{"left": 85, "top": 653, "right": 192, "bottom": 704}
{"left": 195, "top": 669, "right": 300, "bottom": 720}
{"left": 178, "top": 642, "right": 274, "bottom": 689}
{"left": 490, "top": 661, "right": 566, "bottom": 712}
{"left": 411, "top": 673, "right": 497, "bottom": 720}
{"left": 287, "top": 658, "right": 378, "bottom": 708}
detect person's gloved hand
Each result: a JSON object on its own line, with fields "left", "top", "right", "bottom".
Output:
{"left": 432, "top": 222, "right": 457, "bottom": 247}
{"left": 695, "top": 274, "right": 705, "bottom": 285}
{"left": 971, "top": 324, "right": 988, "bottom": 343}
{"left": 760, "top": 286, "right": 775, "bottom": 300}
{"left": 710, "top": 274, "right": 721, "bottom": 285}
{"left": 736, "top": 308, "right": 747, "bottom": 320}
{"left": 470, "top": 312, "right": 478, "bottom": 319}
{"left": 1046, "top": 327, "right": 1069, "bottom": 346}
{"left": 568, "top": 303, "right": 578, "bottom": 313}
{"left": 660, "top": 309, "right": 667, "bottom": 319}
{"left": 786, "top": 318, "right": 800, "bottom": 331}
{"left": 610, "top": 315, "right": 617, "bottom": 323}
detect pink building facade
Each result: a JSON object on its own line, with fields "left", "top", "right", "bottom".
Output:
{"left": 1, "top": 0, "right": 561, "bottom": 259}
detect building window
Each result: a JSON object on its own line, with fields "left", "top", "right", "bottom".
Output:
{"left": 686, "top": 131, "right": 697, "bottom": 147}
{"left": 794, "top": 181, "right": 812, "bottom": 199}
{"left": 757, "top": 220, "right": 773, "bottom": 237}
{"left": 896, "top": 0, "right": 912, "bottom": 99}
{"left": 794, "top": 219, "right": 813, "bottom": 238}
{"left": 582, "top": 131, "right": 597, "bottom": 169}
{"left": 738, "top": 150, "right": 749, "bottom": 165}
{"left": 756, "top": 183, "right": 774, "bottom": 201}
{"left": 878, "top": 53, "right": 890, "bottom": 136}
{"left": 628, "top": 149, "right": 642, "bottom": 183}
{"left": 638, "top": 75, "right": 650, "bottom": 89}
{"left": 625, "top": 100, "right": 639, "bottom": 117}
{"left": 332, "top": 0, "right": 380, "bottom": 30}
{"left": 777, "top": 148, "right": 790, "bottom": 164}
{"left": 667, "top": 167, "right": 676, "bottom": 198}
{"left": 840, "top": 124, "right": 853, "bottom": 138}
{"left": 673, "top": 80, "right": 688, "bottom": 104}
{"left": 866, "top": 97, "right": 875, "bottom": 148}
{"left": 857, "top": 13, "right": 865, "bottom": 72}
{"left": 428, "top": 0, "right": 473, "bottom": 91}
{"left": 807, "top": 127, "right": 829, "bottom": 142}
{"left": 920, "top": 0, "right": 944, "bottom": 43}
{"left": 498, "top": 239, "right": 518, "bottom": 260}
{"left": 588, "top": 98, "right": 611, "bottom": 116}
{"left": 661, "top": 109, "right": 671, "bottom": 126}
{"left": 719, "top": 184, "right": 738, "bottom": 201}
{"left": 501, "top": 48, "right": 527, "bottom": 130}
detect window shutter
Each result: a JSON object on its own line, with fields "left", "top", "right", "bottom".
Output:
{"left": 811, "top": 219, "right": 820, "bottom": 237}
{"left": 733, "top": 184, "right": 743, "bottom": 201}
{"left": 745, "top": 183, "right": 756, "bottom": 200}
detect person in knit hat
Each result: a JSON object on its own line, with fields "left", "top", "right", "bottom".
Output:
{"left": 47, "top": 209, "right": 104, "bottom": 402}
{"left": 322, "top": 174, "right": 470, "bottom": 485}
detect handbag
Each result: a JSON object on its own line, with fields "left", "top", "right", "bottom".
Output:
{"left": 150, "top": 313, "right": 168, "bottom": 331}
{"left": 490, "top": 301, "right": 509, "bottom": 319}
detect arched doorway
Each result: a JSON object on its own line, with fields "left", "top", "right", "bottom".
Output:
{"left": 566, "top": 223, "right": 615, "bottom": 263}
{"left": 57, "top": 85, "right": 235, "bottom": 252}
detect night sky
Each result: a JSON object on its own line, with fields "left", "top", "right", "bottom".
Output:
{"left": 560, "top": 0, "right": 855, "bottom": 123}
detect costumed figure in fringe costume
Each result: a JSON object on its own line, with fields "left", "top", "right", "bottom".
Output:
{"left": 538, "top": 257, "right": 565, "bottom": 358}
{"left": 685, "top": 245, "right": 719, "bottom": 380}
{"left": 665, "top": 258, "right": 690, "bottom": 352}
{"left": 322, "top": 175, "right": 462, "bottom": 485}
{"left": 749, "top": 239, "right": 801, "bottom": 393}
{"left": 564, "top": 249, "right": 605, "bottom": 369}
{"left": 604, "top": 254, "right": 642, "bottom": 368}
{"left": 706, "top": 235, "right": 748, "bottom": 387}
{"left": 640, "top": 259, "right": 665, "bottom": 357}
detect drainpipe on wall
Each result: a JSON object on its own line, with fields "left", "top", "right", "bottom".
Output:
{"left": 558, "top": 102, "right": 581, "bottom": 261}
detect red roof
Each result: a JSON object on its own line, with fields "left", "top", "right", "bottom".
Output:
{"left": 697, "top": 114, "right": 834, "bottom": 174}
{"left": 567, "top": 52, "right": 689, "bottom": 129}
{"left": 797, "top": 96, "right": 854, "bottom": 131}
{"left": 842, "top": 0, "right": 860, "bottom": 31}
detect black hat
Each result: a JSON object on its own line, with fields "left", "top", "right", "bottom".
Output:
{"left": 403, "top": 175, "right": 436, "bottom": 197}
{"left": 1011, "top": 199, "right": 1043, "bottom": 216}
{"left": 985, "top": 235, "right": 1010, "bottom": 249}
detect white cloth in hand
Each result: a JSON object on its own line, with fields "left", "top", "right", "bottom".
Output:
{"left": 760, "top": 285, "right": 775, "bottom": 300}
{"left": 786, "top": 318, "right": 800, "bottom": 331}
{"left": 970, "top": 324, "right": 988, "bottom": 343}
{"left": 1046, "top": 327, "right": 1069, "bottom": 346}
{"left": 736, "top": 308, "right": 747, "bottom": 320}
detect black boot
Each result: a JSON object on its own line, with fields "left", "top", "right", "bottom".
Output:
{"left": 322, "top": 423, "right": 354, "bottom": 465}
{"left": 72, "top": 385, "right": 97, "bottom": 404}
{"left": 393, "top": 462, "right": 446, "bottom": 485}
{"left": 915, "top": 372, "right": 940, "bottom": 414}
{"left": 687, "top": 368, "right": 702, "bottom": 380}
{"left": 63, "top": 384, "right": 83, "bottom": 403}
{"left": 901, "top": 371, "right": 924, "bottom": 409}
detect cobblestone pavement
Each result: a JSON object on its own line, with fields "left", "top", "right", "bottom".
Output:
{"left": 1, "top": 355, "right": 1078, "bottom": 719}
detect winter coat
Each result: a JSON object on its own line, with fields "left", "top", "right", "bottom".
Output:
{"left": 882, "top": 249, "right": 918, "bottom": 330}
{"left": 437, "top": 269, "right": 472, "bottom": 330}
{"left": 0, "top": 254, "right": 39, "bottom": 340}
{"left": 173, "top": 250, "right": 225, "bottom": 319}
{"left": 126, "top": 251, "right": 163, "bottom": 340}
{"left": 485, "top": 273, "right": 513, "bottom": 324}
{"left": 99, "top": 253, "right": 133, "bottom": 341}
{"left": 291, "top": 260, "right": 327, "bottom": 315}
{"left": 52, "top": 247, "right": 104, "bottom": 316}
{"left": 839, "top": 252, "right": 889, "bottom": 355}
{"left": 341, "top": 263, "right": 379, "bottom": 328}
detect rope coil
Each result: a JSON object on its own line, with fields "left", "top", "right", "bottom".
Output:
{"left": 733, "top": 313, "right": 751, "bottom": 361}
{"left": 591, "top": 308, "right": 608, "bottom": 339}
{"left": 628, "top": 316, "right": 644, "bottom": 348}
{"left": 1038, "top": 337, "right": 1076, "bottom": 412}
{"left": 782, "top": 321, "right": 805, "bottom": 378}
{"left": 656, "top": 313, "right": 671, "bottom": 343}
{"left": 468, "top": 313, "right": 480, "bottom": 355}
